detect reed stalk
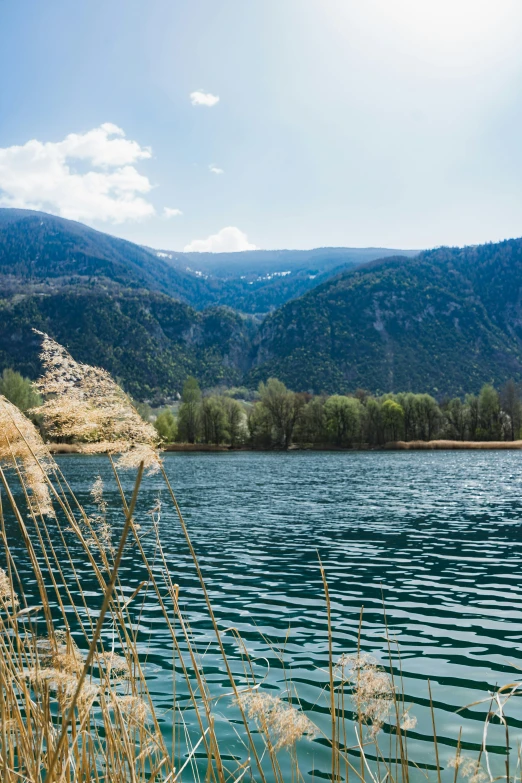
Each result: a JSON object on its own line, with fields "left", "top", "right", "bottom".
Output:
{"left": 0, "top": 338, "right": 516, "bottom": 783}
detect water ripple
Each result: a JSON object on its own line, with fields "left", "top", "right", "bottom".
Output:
{"left": 5, "top": 450, "right": 522, "bottom": 779}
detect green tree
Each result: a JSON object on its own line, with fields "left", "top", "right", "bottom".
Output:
{"left": 381, "top": 399, "right": 404, "bottom": 442}
{"left": 222, "top": 397, "right": 244, "bottom": 447}
{"left": 177, "top": 376, "right": 201, "bottom": 443}
{"left": 501, "top": 379, "right": 521, "bottom": 441}
{"left": 477, "top": 383, "right": 502, "bottom": 441}
{"left": 465, "top": 393, "right": 479, "bottom": 440}
{"left": 396, "top": 393, "right": 417, "bottom": 441}
{"left": 362, "top": 397, "right": 382, "bottom": 445}
{"left": 247, "top": 402, "right": 273, "bottom": 448}
{"left": 0, "top": 369, "right": 41, "bottom": 412}
{"left": 416, "top": 394, "right": 441, "bottom": 441}
{"left": 154, "top": 408, "right": 177, "bottom": 443}
{"left": 258, "top": 378, "right": 304, "bottom": 449}
{"left": 200, "top": 397, "right": 228, "bottom": 445}
{"left": 444, "top": 398, "right": 467, "bottom": 440}
{"left": 324, "top": 395, "right": 362, "bottom": 446}
{"left": 295, "top": 397, "right": 327, "bottom": 445}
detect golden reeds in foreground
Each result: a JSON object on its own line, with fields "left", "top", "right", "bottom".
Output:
{"left": 32, "top": 330, "right": 160, "bottom": 471}
{"left": 0, "top": 393, "right": 55, "bottom": 515}
{"left": 0, "top": 335, "right": 516, "bottom": 783}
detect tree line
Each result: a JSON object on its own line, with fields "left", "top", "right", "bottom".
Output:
{"left": 2, "top": 366, "right": 521, "bottom": 449}
{"left": 156, "top": 376, "right": 522, "bottom": 449}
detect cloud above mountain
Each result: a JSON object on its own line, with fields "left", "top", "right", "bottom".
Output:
{"left": 190, "top": 90, "right": 220, "bottom": 107}
{"left": 0, "top": 123, "right": 156, "bottom": 223}
{"left": 184, "top": 226, "right": 257, "bottom": 252}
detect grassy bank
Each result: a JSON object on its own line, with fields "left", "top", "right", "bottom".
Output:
{"left": 384, "top": 439, "right": 522, "bottom": 450}
{"left": 49, "top": 439, "right": 522, "bottom": 454}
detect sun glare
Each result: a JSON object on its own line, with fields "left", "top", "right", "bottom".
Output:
{"left": 328, "top": 0, "right": 522, "bottom": 67}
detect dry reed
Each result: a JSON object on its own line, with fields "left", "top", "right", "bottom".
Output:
{"left": 32, "top": 330, "right": 160, "bottom": 471}
{"left": 0, "top": 336, "right": 516, "bottom": 783}
{"left": 386, "top": 440, "right": 522, "bottom": 450}
{"left": 0, "top": 393, "right": 55, "bottom": 515}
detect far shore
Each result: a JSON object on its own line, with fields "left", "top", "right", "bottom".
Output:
{"left": 47, "top": 439, "right": 522, "bottom": 454}
{"left": 383, "top": 439, "right": 522, "bottom": 450}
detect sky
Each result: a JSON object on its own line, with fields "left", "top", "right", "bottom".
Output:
{"left": 1, "top": 0, "right": 522, "bottom": 252}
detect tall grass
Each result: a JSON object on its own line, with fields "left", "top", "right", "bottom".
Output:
{"left": 0, "top": 411, "right": 517, "bottom": 783}
{"left": 387, "top": 440, "right": 522, "bottom": 450}
{"left": 0, "top": 336, "right": 519, "bottom": 782}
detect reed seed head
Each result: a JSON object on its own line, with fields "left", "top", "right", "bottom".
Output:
{"left": 85, "top": 475, "right": 113, "bottom": 556}
{"left": 28, "top": 667, "right": 98, "bottom": 714}
{"left": 99, "top": 651, "right": 130, "bottom": 679}
{"left": 336, "top": 652, "right": 394, "bottom": 737}
{"left": 236, "top": 690, "right": 316, "bottom": 749}
{"left": 0, "top": 567, "right": 18, "bottom": 609}
{"left": 33, "top": 331, "right": 161, "bottom": 472}
{"left": 400, "top": 713, "right": 417, "bottom": 731}
{"left": 0, "top": 394, "right": 55, "bottom": 516}
{"left": 448, "top": 755, "right": 488, "bottom": 783}
{"left": 91, "top": 475, "right": 106, "bottom": 510}
{"left": 116, "top": 694, "right": 150, "bottom": 726}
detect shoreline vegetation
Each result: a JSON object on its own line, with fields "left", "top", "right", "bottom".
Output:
{"left": 0, "top": 332, "right": 518, "bottom": 781}
{"left": 3, "top": 342, "right": 522, "bottom": 452}
{"left": 152, "top": 375, "right": 522, "bottom": 452}
{"left": 48, "top": 439, "right": 522, "bottom": 453}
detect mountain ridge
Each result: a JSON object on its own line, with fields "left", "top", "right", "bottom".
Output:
{"left": 0, "top": 208, "right": 418, "bottom": 314}
{"left": 248, "top": 239, "right": 522, "bottom": 396}
{"left": 2, "top": 208, "right": 522, "bottom": 399}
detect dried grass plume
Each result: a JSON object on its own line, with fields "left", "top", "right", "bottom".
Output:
{"left": 32, "top": 331, "right": 160, "bottom": 471}
{"left": 336, "top": 652, "right": 394, "bottom": 737}
{"left": 237, "top": 690, "right": 316, "bottom": 750}
{"left": 0, "top": 394, "right": 55, "bottom": 515}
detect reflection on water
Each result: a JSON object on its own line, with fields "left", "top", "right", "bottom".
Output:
{"left": 5, "top": 450, "right": 522, "bottom": 780}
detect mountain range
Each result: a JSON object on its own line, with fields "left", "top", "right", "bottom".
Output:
{"left": 0, "top": 208, "right": 416, "bottom": 315}
{"left": 0, "top": 207, "right": 521, "bottom": 401}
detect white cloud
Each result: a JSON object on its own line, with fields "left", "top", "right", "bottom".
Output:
{"left": 209, "top": 165, "right": 224, "bottom": 175}
{"left": 0, "top": 123, "right": 155, "bottom": 223}
{"left": 163, "top": 207, "right": 183, "bottom": 218}
{"left": 184, "top": 226, "right": 257, "bottom": 253}
{"left": 190, "top": 90, "right": 220, "bottom": 107}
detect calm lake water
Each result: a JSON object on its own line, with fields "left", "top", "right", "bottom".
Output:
{"left": 6, "top": 451, "right": 522, "bottom": 780}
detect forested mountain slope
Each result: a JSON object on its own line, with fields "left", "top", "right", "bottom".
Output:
{"left": 0, "top": 208, "right": 415, "bottom": 314}
{"left": 0, "top": 208, "right": 212, "bottom": 304}
{"left": 0, "top": 290, "right": 255, "bottom": 401}
{"left": 2, "top": 208, "right": 522, "bottom": 399}
{"left": 249, "top": 239, "right": 522, "bottom": 396}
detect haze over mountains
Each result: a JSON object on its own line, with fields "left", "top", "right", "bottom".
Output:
{"left": 148, "top": 244, "right": 420, "bottom": 313}
{"left": 0, "top": 208, "right": 418, "bottom": 314}
{"left": 0, "top": 207, "right": 521, "bottom": 401}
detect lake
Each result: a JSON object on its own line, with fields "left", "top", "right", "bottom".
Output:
{"left": 6, "top": 450, "right": 522, "bottom": 780}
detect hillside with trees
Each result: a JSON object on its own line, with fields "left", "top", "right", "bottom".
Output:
{"left": 250, "top": 239, "right": 522, "bottom": 396}
{"left": 0, "top": 290, "right": 256, "bottom": 401}
{"left": 0, "top": 208, "right": 414, "bottom": 314}
{"left": 4, "top": 209, "right": 522, "bottom": 399}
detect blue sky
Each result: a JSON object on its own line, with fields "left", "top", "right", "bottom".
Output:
{"left": 1, "top": 0, "right": 522, "bottom": 251}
